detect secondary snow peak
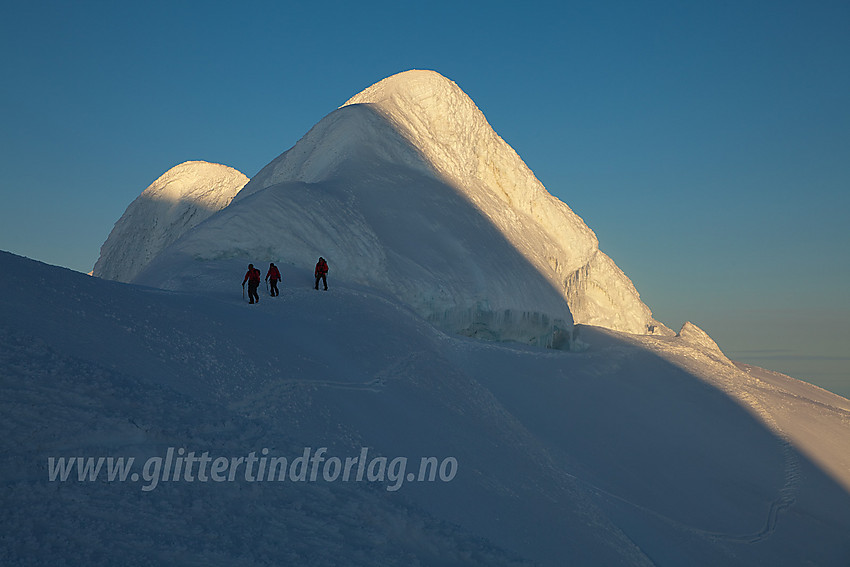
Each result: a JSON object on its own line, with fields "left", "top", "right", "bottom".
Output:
{"left": 93, "top": 161, "right": 249, "bottom": 283}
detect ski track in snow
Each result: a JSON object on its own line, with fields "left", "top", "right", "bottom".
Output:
{"left": 449, "top": 329, "right": 804, "bottom": 548}
{"left": 695, "top": 396, "right": 800, "bottom": 544}
{"left": 619, "top": 334, "right": 803, "bottom": 545}
{"left": 569, "top": 439, "right": 799, "bottom": 546}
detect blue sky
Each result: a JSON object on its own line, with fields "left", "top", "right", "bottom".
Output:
{"left": 1, "top": 1, "right": 848, "bottom": 395}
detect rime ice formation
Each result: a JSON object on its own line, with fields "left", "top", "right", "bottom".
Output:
{"left": 346, "top": 71, "right": 664, "bottom": 335}
{"left": 92, "top": 161, "right": 249, "bottom": 282}
{"left": 677, "top": 321, "right": 735, "bottom": 366}
{"left": 111, "top": 71, "right": 667, "bottom": 342}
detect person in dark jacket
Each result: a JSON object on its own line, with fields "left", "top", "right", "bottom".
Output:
{"left": 314, "top": 257, "right": 328, "bottom": 291}
{"left": 266, "top": 263, "right": 282, "bottom": 297}
{"left": 242, "top": 264, "right": 262, "bottom": 304}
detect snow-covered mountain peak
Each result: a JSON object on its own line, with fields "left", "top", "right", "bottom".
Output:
{"left": 341, "top": 70, "right": 482, "bottom": 187}
{"left": 104, "top": 71, "right": 667, "bottom": 341}
{"left": 344, "top": 69, "right": 459, "bottom": 103}
{"left": 342, "top": 70, "right": 561, "bottom": 211}
{"left": 92, "top": 161, "right": 248, "bottom": 282}
{"left": 341, "top": 70, "right": 665, "bottom": 335}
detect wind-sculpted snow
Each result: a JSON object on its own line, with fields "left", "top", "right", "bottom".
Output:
{"left": 4, "top": 250, "right": 850, "bottom": 566}
{"left": 135, "top": 156, "right": 573, "bottom": 346}
{"left": 93, "top": 161, "right": 249, "bottom": 282}
{"left": 120, "top": 70, "right": 664, "bottom": 344}
{"left": 344, "top": 71, "right": 663, "bottom": 336}
{"left": 564, "top": 250, "right": 658, "bottom": 334}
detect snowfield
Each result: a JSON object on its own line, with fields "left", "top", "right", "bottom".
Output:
{"left": 2, "top": 250, "right": 850, "bottom": 566}
{"left": 4, "top": 70, "right": 850, "bottom": 566}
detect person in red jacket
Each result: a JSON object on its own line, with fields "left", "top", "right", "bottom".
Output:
{"left": 265, "top": 263, "right": 281, "bottom": 297}
{"left": 242, "top": 264, "right": 262, "bottom": 304}
{"left": 314, "top": 257, "right": 328, "bottom": 291}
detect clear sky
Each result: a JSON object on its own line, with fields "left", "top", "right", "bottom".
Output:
{"left": 1, "top": 1, "right": 848, "bottom": 396}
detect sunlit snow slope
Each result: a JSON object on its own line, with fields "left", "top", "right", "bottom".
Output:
{"left": 119, "top": 71, "right": 664, "bottom": 344}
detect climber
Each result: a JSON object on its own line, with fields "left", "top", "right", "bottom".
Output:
{"left": 242, "top": 264, "right": 262, "bottom": 304}
{"left": 266, "top": 263, "right": 282, "bottom": 297}
{"left": 314, "top": 257, "right": 328, "bottom": 291}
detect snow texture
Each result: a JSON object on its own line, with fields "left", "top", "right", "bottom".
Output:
{"left": 3, "top": 250, "right": 850, "bottom": 566}
{"left": 93, "top": 161, "right": 249, "bottom": 282}
{"left": 108, "top": 71, "right": 664, "bottom": 345}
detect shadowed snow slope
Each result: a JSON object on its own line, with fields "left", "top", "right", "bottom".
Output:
{"left": 3, "top": 250, "right": 850, "bottom": 566}
{"left": 93, "top": 161, "right": 249, "bottom": 283}
{"left": 120, "top": 71, "right": 663, "bottom": 344}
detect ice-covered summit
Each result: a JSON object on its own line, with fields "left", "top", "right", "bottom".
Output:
{"left": 340, "top": 71, "right": 665, "bottom": 334}
{"left": 93, "top": 161, "right": 249, "bottom": 282}
{"left": 104, "top": 71, "right": 666, "bottom": 342}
